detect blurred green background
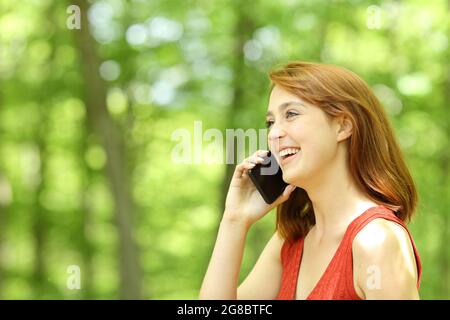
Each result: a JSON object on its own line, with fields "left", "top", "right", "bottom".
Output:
{"left": 0, "top": 0, "right": 448, "bottom": 299}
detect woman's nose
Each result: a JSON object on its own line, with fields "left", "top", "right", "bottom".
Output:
{"left": 268, "top": 124, "right": 286, "bottom": 141}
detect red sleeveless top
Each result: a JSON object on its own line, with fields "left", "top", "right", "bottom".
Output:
{"left": 276, "top": 205, "right": 422, "bottom": 300}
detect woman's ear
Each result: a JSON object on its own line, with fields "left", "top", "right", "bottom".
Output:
{"left": 336, "top": 115, "right": 353, "bottom": 142}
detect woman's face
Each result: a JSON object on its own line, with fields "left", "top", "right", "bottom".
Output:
{"left": 266, "top": 85, "right": 343, "bottom": 186}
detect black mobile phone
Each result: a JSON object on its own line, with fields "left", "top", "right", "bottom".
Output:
{"left": 247, "top": 151, "right": 288, "bottom": 204}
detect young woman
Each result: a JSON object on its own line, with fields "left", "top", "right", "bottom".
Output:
{"left": 199, "top": 61, "right": 422, "bottom": 300}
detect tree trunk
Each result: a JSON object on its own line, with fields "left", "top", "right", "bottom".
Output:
{"left": 439, "top": 0, "right": 450, "bottom": 298}
{"left": 32, "top": 133, "right": 48, "bottom": 298}
{"left": 0, "top": 173, "right": 8, "bottom": 299}
{"left": 73, "top": 0, "right": 142, "bottom": 299}
{"left": 79, "top": 125, "right": 94, "bottom": 299}
{"left": 220, "top": 1, "right": 256, "bottom": 215}
{"left": 0, "top": 84, "right": 5, "bottom": 298}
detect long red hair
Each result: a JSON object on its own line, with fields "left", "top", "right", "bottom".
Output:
{"left": 268, "top": 61, "right": 417, "bottom": 243}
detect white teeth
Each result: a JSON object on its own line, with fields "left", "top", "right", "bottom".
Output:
{"left": 279, "top": 148, "right": 301, "bottom": 158}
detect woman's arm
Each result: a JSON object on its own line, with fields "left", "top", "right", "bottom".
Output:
{"left": 199, "top": 149, "right": 295, "bottom": 300}
{"left": 353, "top": 219, "right": 420, "bottom": 299}
{"left": 199, "top": 215, "right": 250, "bottom": 300}
{"left": 237, "top": 230, "right": 284, "bottom": 299}
{"left": 199, "top": 215, "right": 284, "bottom": 300}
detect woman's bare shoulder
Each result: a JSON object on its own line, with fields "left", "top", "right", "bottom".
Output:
{"left": 352, "top": 218, "right": 419, "bottom": 299}
{"left": 353, "top": 218, "right": 414, "bottom": 255}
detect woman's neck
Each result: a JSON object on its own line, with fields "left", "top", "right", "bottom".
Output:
{"left": 303, "top": 157, "right": 378, "bottom": 241}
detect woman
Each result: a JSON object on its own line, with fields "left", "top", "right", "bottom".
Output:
{"left": 199, "top": 61, "right": 422, "bottom": 300}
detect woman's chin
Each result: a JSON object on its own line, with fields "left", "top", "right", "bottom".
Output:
{"left": 282, "top": 169, "right": 304, "bottom": 185}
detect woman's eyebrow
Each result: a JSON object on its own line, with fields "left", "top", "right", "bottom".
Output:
{"left": 266, "top": 101, "right": 305, "bottom": 117}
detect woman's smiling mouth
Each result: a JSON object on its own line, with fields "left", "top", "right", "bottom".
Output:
{"left": 278, "top": 147, "right": 301, "bottom": 165}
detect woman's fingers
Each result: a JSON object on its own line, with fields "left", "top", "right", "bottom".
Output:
{"left": 283, "top": 184, "right": 296, "bottom": 197}
{"left": 233, "top": 150, "right": 269, "bottom": 179}
{"left": 256, "top": 149, "right": 270, "bottom": 157}
{"left": 247, "top": 150, "right": 269, "bottom": 164}
{"left": 246, "top": 155, "right": 265, "bottom": 165}
{"left": 271, "top": 184, "right": 297, "bottom": 207}
{"left": 233, "top": 159, "right": 255, "bottom": 179}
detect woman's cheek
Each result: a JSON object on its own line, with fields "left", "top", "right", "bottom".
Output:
{"left": 306, "top": 143, "right": 329, "bottom": 170}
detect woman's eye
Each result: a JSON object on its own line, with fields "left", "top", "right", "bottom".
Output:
{"left": 265, "top": 120, "right": 274, "bottom": 128}
{"left": 265, "top": 112, "right": 297, "bottom": 128}
{"left": 286, "top": 111, "right": 298, "bottom": 118}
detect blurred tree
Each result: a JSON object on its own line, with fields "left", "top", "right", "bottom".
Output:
{"left": 31, "top": 5, "right": 56, "bottom": 296}
{"left": 0, "top": 172, "right": 7, "bottom": 299}
{"left": 73, "top": 0, "right": 141, "bottom": 299}
{"left": 438, "top": 0, "right": 450, "bottom": 294}
{"left": 220, "top": 0, "right": 256, "bottom": 214}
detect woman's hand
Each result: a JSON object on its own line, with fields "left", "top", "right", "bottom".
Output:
{"left": 223, "top": 150, "right": 296, "bottom": 228}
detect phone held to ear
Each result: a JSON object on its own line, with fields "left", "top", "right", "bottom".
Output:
{"left": 247, "top": 151, "right": 288, "bottom": 204}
